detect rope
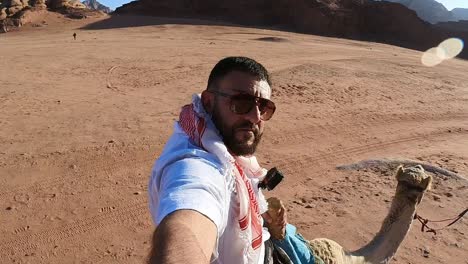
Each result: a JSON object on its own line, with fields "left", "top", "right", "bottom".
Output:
{"left": 414, "top": 208, "right": 468, "bottom": 235}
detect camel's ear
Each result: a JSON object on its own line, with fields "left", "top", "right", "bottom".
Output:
{"left": 422, "top": 175, "right": 433, "bottom": 191}
{"left": 396, "top": 165, "right": 404, "bottom": 179}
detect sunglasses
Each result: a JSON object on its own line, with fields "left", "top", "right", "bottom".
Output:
{"left": 208, "top": 90, "right": 276, "bottom": 121}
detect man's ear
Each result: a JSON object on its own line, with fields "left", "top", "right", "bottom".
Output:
{"left": 201, "top": 90, "right": 214, "bottom": 114}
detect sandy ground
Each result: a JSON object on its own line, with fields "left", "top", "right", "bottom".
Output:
{"left": 0, "top": 13, "right": 467, "bottom": 264}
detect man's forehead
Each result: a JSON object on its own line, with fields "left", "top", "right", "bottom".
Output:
{"left": 220, "top": 71, "right": 271, "bottom": 98}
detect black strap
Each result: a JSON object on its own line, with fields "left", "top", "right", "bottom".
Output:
{"left": 447, "top": 208, "right": 468, "bottom": 227}
{"left": 415, "top": 208, "right": 467, "bottom": 235}
{"left": 263, "top": 239, "right": 293, "bottom": 264}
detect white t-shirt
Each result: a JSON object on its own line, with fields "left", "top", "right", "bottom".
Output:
{"left": 149, "top": 125, "right": 269, "bottom": 264}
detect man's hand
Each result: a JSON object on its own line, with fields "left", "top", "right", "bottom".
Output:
{"left": 149, "top": 210, "right": 217, "bottom": 264}
{"left": 264, "top": 197, "right": 287, "bottom": 240}
{"left": 262, "top": 207, "right": 287, "bottom": 228}
{"left": 262, "top": 199, "right": 288, "bottom": 226}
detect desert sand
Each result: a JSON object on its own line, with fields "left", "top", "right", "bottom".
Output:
{"left": 0, "top": 13, "right": 467, "bottom": 264}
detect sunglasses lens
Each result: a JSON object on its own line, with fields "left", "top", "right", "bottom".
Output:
{"left": 258, "top": 99, "right": 275, "bottom": 121}
{"left": 229, "top": 94, "right": 276, "bottom": 121}
{"left": 231, "top": 95, "right": 255, "bottom": 114}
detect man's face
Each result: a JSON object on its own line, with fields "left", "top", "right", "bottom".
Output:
{"left": 209, "top": 71, "right": 272, "bottom": 156}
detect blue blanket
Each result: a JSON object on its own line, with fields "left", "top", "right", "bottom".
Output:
{"left": 272, "top": 224, "right": 316, "bottom": 264}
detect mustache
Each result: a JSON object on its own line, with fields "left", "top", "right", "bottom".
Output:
{"left": 234, "top": 122, "right": 259, "bottom": 134}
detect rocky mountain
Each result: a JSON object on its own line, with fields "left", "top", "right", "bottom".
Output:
{"left": 47, "top": 0, "right": 86, "bottom": 9}
{"left": 374, "top": 0, "right": 456, "bottom": 24}
{"left": 1, "top": 0, "right": 99, "bottom": 32}
{"left": 1, "top": 0, "right": 85, "bottom": 17}
{"left": 113, "top": 0, "right": 467, "bottom": 59}
{"left": 436, "top": 20, "right": 468, "bottom": 33}
{"left": 1, "top": 0, "right": 46, "bottom": 21}
{"left": 452, "top": 8, "right": 468, "bottom": 21}
{"left": 81, "top": 0, "right": 111, "bottom": 13}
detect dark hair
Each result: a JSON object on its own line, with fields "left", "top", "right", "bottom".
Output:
{"left": 207, "top": 56, "right": 271, "bottom": 90}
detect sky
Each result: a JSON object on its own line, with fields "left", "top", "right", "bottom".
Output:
{"left": 97, "top": 0, "right": 468, "bottom": 11}
{"left": 98, "top": 0, "right": 132, "bottom": 10}
{"left": 436, "top": 0, "right": 468, "bottom": 10}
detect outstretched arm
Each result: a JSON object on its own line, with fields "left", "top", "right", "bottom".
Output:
{"left": 149, "top": 209, "right": 217, "bottom": 264}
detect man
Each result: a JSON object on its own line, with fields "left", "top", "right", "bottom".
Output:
{"left": 148, "top": 56, "right": 284, "bottom": 264}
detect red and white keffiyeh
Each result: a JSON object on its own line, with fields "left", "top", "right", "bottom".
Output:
{"left": 179, "top": 94, "right": 267, "bottom": 262}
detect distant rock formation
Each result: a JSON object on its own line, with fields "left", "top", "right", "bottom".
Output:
{"left": 452, "top": 8, "right": 468, "bottom": 21}
{"left": 374, "top": 1, "right": 468, "bottom": 23}
{"left": 32, "top": 0, "right": 47, "bottom": 9}
{"left": 0, "top": 0, "right": 85, "bottom": 19}
{"left": 374, "top": 0, "right": 456, "bottom": 24}
{"left": 47, "top": 0, "right": 86, "bottom": 9}
{"left": 81, "top": 0, "right": 111, "bottom": 13}
{"left": 0, "top": 7, "right": 6, "bottom": 21}
{"left": 2, "top": 0, "right": 28, "bottom": 16}
{"left": 0, "top": 0, "right": 99, "bottom": 32}
{"left": 113, "top": 0, "right": 389, "bottom": 37}
{"left": 435, "top": 20, "right": 468, "bottom": 33}
{"left": 113, "top": 0, "right": 467, "bottom": 59}
{"left": 360, "top": 1, "right": 437, "bottom": 48}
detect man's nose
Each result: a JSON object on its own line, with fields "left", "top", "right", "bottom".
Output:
{"left": 245, "top": 104, "right": 262, "bottom": 124}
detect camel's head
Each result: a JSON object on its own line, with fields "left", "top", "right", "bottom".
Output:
{"left": 266, "top": 197, "right": 287, "bottom": 240}
{"left": 396, "top": 165, "right": 432, "bottom": 201}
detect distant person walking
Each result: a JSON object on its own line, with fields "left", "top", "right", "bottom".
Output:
{"left": 73, "top": 32, "right": 76, "bottom": 40}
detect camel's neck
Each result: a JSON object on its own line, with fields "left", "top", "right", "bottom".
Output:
{"left": 351, "top": 185, "right": 422, "bottom": 264}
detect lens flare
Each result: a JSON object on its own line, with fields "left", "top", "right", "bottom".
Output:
{"left": 421, "top": 38, "right": 464, "bottom": 67}
{"left": 421, "top": 47, "right": 445, "bottom": 67}
{"left": 438, "top": 38, "right": 464, "bottom": 59}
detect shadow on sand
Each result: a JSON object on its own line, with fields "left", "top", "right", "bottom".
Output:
{"left": 81, "top": 14, "right": 468, "bottom": 60}
{"left": 81, "top": 15, "right": 240, "bottom": 30}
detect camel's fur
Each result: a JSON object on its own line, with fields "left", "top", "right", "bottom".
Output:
{"left": 267, "top": 165, "right": 432, "bottom": 264}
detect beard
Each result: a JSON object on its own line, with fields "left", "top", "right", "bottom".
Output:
{"left": 211, "top": 103, "right": 263, "bottom": 156}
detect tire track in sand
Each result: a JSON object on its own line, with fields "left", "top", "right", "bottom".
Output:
{"left": 267, "top": 112, "right": 468, "bottom": 146}
{"left": 273, "top": 128, "right": 468, "bottom": 174}
{"left": 0, "top": 156, "right": 154, "bottom": 200}
{"left": 0, "top": 198, "right": 147, "bottom": 254}
{"left": 2, "top": 112, "right": 465, "bottom": 200}
{"left": 0, "top": 154, "right": 154, "bottom": 256}
{"left": 1, "top": 115, "right": 465, "bottom": 255}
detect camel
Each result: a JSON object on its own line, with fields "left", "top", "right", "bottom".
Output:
{"left": 266, "top": 165, "right": 433, "bottom": 264}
